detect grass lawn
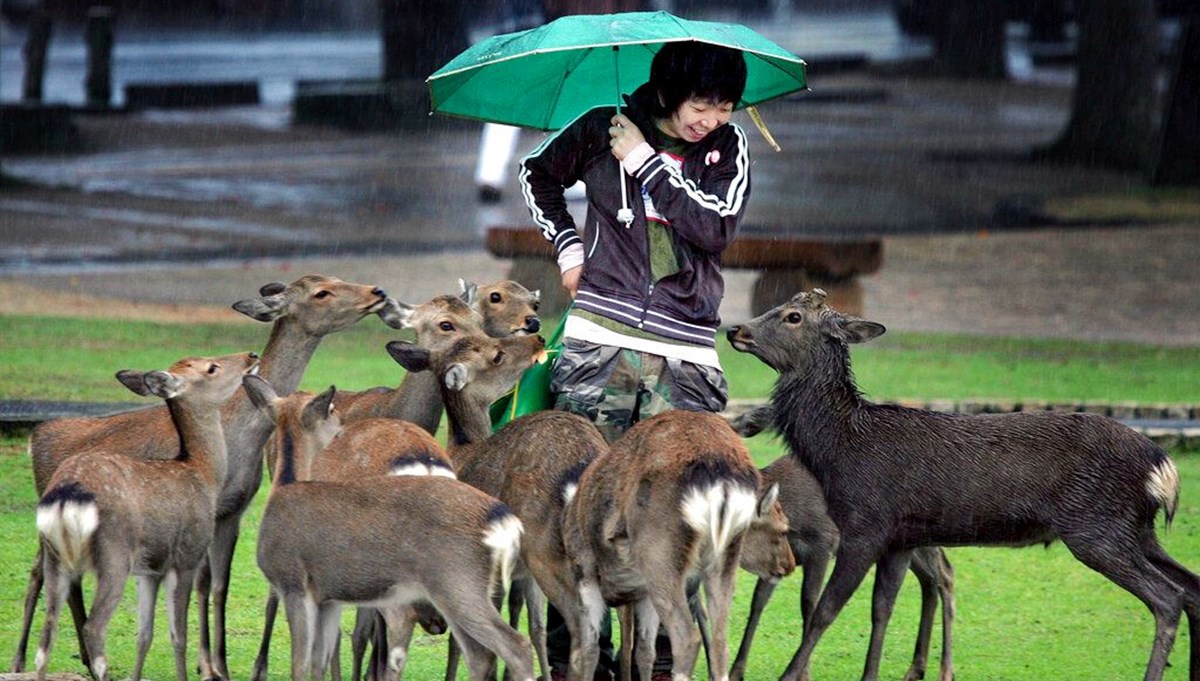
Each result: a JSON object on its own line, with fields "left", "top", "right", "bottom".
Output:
{"left": 1, "top": 313, "right": 1199, "bottom": 680}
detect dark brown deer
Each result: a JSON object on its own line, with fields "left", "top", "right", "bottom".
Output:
{"left": 253, "top": 370, "right": 536, "bottom": 681}
{"left": 387, "top": 332, "right": 607, "bottom": 681}
{"left": 244, "top": 380, "right": 451, "bottom": 681}
{"left": 563, "top": 409, "right": 776, "bottom": 681}
{"left": 729, "top": 453, "right": 955, "bottom": 681}
{"left": 34, "top": 351, "right": 259, "bottom": 681}
{"left": 15, "top": 274, "right": 401, "bottom": 681}
{"left": 727, "top": 289, "right": 1198, "bottom": 681}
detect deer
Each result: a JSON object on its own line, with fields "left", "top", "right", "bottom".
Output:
{"left": 34, "top": 351, "right": 259, "bottom": 681}
{"left": 244, "top": 379, "right": 452, "bottom": 681}
{"left": 251, "top": 369, "right": 537, "bottom": 681}
{"left": 14, "top": 274, "right": 404, "bottom": 681}
{"left": 386, "top": 332, "right": 609, "bottom": 681}
{"left": 330, "top": 279, "right": 540, "bottom": 433}
{"left": 727, "top": 452, "right": 955, "bottom": 681}
{"left": 562, "top": 408, "right": 779, "bottom": 681}
{"left": 727, "top": 288, "right": 1200, "bottom": 681}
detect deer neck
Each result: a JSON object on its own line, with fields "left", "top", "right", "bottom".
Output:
{"left": 258, "top": 317, "right": 324, "bottom": 396}
{"left": 167, "top": 398, "right": 228, "bottom": 492}
{"left": 384, "top": 370, "right": 444, "bottom": 434}
{"left": 443, "top": 388, "right": 495, "bottom": 452}
{"left": 774, "top": 343, "right": 863, "bottom": 465}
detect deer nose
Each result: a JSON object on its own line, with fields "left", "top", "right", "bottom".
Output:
{"left": 248, "top": 352, "right": 260, "bottom": 360}
{"left": 525, "top": 316, "right": 541, "bottom": 333}
{"left": 726, "top": 326, "right": 741, "bottom": 340}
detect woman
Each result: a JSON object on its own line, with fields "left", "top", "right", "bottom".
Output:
{"left": 520, "top": 40, "right": 750, "bottom": 444}
{"left": 519, "top": 40, "right": 750, "bottom": 680}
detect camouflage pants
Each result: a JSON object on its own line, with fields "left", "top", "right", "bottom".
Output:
{"left": 551, "top": 338, "right": 728, "bottom": 443}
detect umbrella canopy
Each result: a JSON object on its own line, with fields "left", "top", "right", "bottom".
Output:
{"left": 427, "top": 10, "right": 807, "bottom": 131}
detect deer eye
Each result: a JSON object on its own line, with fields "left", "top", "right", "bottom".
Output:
{"left": 492, "top": 350, "right": 505, "bottom": 365}
{"left": 532, "top": 301, "right": 540, "bottom": 312}
{"left": 439, "top": 321, "right": 455, "bottom": 332}
{"left": 314, "top": 290, "right": 332, "bottom": 299}
{"left": 489, "top": 292, "right": 502, "bottom": 304}
{"left": 207, "top": 364, "right": 219, "bottom": 374}
{"left": 786, "top": 312, "right": 803, "bottom": 324}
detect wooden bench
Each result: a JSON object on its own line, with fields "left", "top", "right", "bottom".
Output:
{"left": 485, "top": 226, "right": 883, "bottom": 317}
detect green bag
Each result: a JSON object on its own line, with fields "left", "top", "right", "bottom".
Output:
{"left": 489, "top": 311, "right": 568, "bottom": 431}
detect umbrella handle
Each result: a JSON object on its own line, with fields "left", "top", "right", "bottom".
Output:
{"left": 614, "top": 46, "right": 634, "bottom": 227}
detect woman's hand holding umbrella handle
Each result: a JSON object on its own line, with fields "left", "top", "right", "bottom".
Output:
{"left": 609, "top": 113, "right": 648, "bottom": 164}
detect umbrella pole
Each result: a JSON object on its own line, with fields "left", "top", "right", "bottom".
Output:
{"left": 613, "top": 45, "right": 634, "bottom": 226}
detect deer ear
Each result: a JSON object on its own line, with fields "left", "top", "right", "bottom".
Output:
{"left": 376, "top": 298, "right": 417, "bottom": 330}
{"left": 302, "top": 386, "right": 337, "bottom": 428}
{"left": 232, "top": 293, "right": 287, "bottom": 322}
{"left": 242, "top": 374, "right": 280, "bottom": 421}
{"left": 386, "top": 341, "right": 430, "bottom": 372}
{"left": 757, "top": 482, "right": 781, "bottom": 518}
{"left": 444, "top": 364, "right": 470, "bottom": 392}
{"left": 532, "top": 289, "right": 541, "bottom": 303}
{"left": 116, "top": 370, "right": 153, "bottom": 396}
{"left": 258, "top": 281, "right": 287, "bottom": 296}
{"left": 459, "top": 279, "right": 478, "bottom": 304}
{"left": 839, "top": 319, "right": 886, "bottom": 344}
{"left": 142, "top": 371, "right": 184, "bottom": 399}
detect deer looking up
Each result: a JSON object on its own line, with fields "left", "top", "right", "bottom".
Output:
{"left": 329, "top": 279, "right": 540, "bottom": 434}
{"left": 35, "top": 351, "right": 259, "bottom": 681}
{"left": 727, "top": 289, "right": 1199, "bottom": 681}
{"left": 387, "top": 331, "right": 607, "bottom": 681}
{"left": 253, "top": 366, "right": 538, "bottom": 681}
{"left": 15, "top": 274, "right": 402, "bottom": 681}
{"left": 244, "top": 380, "right": 451, "bottom": 681}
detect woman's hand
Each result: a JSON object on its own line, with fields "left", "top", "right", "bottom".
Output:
{"left": 561, "top": 265, "right": 582, "bottom": 298}
{"left": 609, "top": 113, "right": 646, "bottom": 162}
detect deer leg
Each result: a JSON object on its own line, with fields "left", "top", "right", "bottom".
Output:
{"left": 34, "top": 556, "right": 69, "bottom": 681}
{"left": 82, "top": 565, "right": 130, "bottom": 681}
{"left": 66, "top": 579, "right": 92, "bottom": 671}
{"left": 13, "top": 548, "right": 46, "bottom": 673}
{"left": 132, "top": 574, "right": 163, "bottom": 681}
{"left": 283, "top": 591, "right": 317, "bottom": 681}
{"left": 520, "top": 579, "right": 552, "bottom": 681}
{"left": 372, "top": 610, "right": 391, "bottom": 681}
{"left": 349, "top": 607, "right": 371, "bottom": 681}
{"left": 933, "top": 549, "right": 955, "bottom": 681}
{"left": 205, "top": 516, "right": 243, "bottom": 681}
{"left": 166, "top": 569, "right": 195, "bottom": 681}
{"left": 569, "top": 579, "right": 607, "bottom": 681}
{"left": 632, "top": 600, "right": 660, "bottom": 681}
{"left": 901, "top": 548, "right": 938, "bottom": 681}
{"left": 862, "top": 550, "right": 912, "bottom": 681}
{"left": 1144, "top": 539, "right": 1200, "bottom": 681}
{"left": 251, "top": 592, "right": 280, "bottom": 681}
{"left": 1062, "top": 531, "right": 1182, "bottom": 681}
{"left": 437, "top": 599, "right": 534, "bottom": 681}
{"left": 649, "top": 583, "right": 699, "bottom": 681}
{"left": 703, "top": 546, "right": 742, "bottom": 681}
{"left": 379, "top": 606, "right": 417, "bottom": 681}
{"left": 312, "top": 603, "right": 344, "bottom": 681}
{"left": 729, "top": 578, "right": 776, "bottom": 681}
{"left": 780, "top": 547, "right": 876, "bottom": 681}
{"left": 444, "top": 634, "right": 462, "bottom": 681}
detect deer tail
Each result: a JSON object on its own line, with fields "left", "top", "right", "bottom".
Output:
{"left": 1146, "top": 457, "right": 1180, "bottom": 527}
{"left": 37, "top": 481, "right": 99, "bottom": 573}
{"left": 482, "top": 502, "right": 523, "bottom": 598}
{"left": 680, "top": 460, "right": 758, "bottom": 561}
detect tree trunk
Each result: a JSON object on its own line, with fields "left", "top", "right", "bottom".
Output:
{"left": 929, "top": 0, "right": 1007, "bottom": 80}
{"left": 379, "top": 0, "right": 469, "bottom": 82}
{"left": 1151, "top": 15, "right": 1200, "bottom": 185}
{"left": 1039, "top": 0, "right": 1159, "bottom": 171}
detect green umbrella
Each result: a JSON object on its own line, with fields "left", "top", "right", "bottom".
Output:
{"left": 426, "top": 10, "right": 807, "bottom": 132}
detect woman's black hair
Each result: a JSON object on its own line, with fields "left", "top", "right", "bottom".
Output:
{"left": 648, "top": 41, "right": 748, "bottom": 118}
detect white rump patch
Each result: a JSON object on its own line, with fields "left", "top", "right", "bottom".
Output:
{"left": 389, "top": 462, "right": 456, "bottom": 479}
{"left": 37, "top": 500, "right": 99, "bottom": 572}
{"left": 561, "top": 482, "right": 578, "bottom": 506}
{"left": 680, "top": 482, "right": 758, "bottom": 560}
{"left": 483, "top": 514, "right": 524, "bottom": 591}
{"left": 1147, "top": 459, "right": 1181, "bottom": 516}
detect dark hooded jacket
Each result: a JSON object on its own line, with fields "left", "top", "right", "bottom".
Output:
{"left": 519, "top": 83, "right": 751, "bottom": 348}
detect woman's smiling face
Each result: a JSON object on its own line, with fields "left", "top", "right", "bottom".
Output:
{"left": 660, "top": 97, "right": 735, "bottom": 143}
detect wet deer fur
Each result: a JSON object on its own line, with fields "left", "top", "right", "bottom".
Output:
{"left": 253, "top": 369, "right": 535, "bottom": 681}
{"left": 727, "top": 289, "right": 1198, "bottom": 681}
{"left": 34, "top": 352, "right": 258, "bottom": 681}
{"left": 15, "top": 274, "right": 401, "bottom": 681}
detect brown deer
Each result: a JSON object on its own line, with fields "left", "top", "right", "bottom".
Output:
{"left": 563, "top": 409, "right": 775, "bottom": 681}
{"left": 34, "top": 351, "right": 259, "bottom": 681}
{"left": 252, "top": 369, "right": 537, "bottom": 681}
{"left": 727, "top": 289, "right": 1198, "bottom": 681}
{"left": 244, "top": 379, "right": 451, "bottom": 681}
{"left": 330, "top": 279, "right": 539, "bottom": 433}
{"left": 387, "top": 332, "right": 607, "bottom": 681}
{"left": 14, "top": 274, "right": 402, "bottom": 681}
